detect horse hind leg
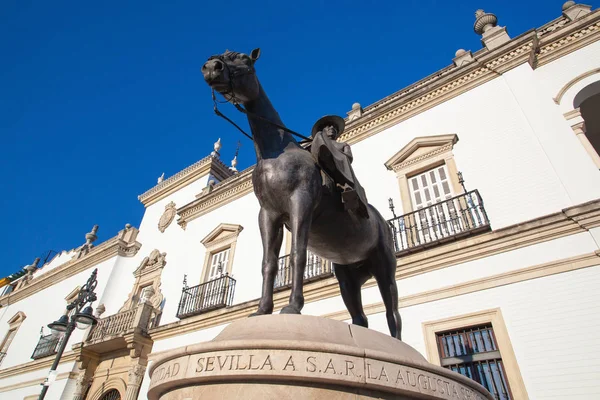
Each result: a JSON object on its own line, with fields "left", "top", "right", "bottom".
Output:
{"left": 334, "top": 263, "right": 371, "bottom": 328}
{"left": 369, "top": 250, "right": 402, "bottom": 340}
{"left": 250, "top": 208, "right": 283, "bottom": 317}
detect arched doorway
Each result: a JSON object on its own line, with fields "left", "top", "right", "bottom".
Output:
{"left": 99, "top": 389, "right": 121, "bottom": 400}
{"left": 575, "top": 81, "right": 600, "bottom": 164}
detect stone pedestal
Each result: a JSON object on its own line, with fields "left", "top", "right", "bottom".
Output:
{"left": 148, "top": 315, "right": 493, "bottom": 400}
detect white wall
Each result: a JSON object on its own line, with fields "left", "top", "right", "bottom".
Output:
{"left": 362, "top": 265, "right": 600, "bottom": 400}
{"left": 350, "top": 64, "right": 600, "bottom": 231}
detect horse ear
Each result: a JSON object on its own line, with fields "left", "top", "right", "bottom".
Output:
{"left": 250, "top": 48, "right": 261, "bottom": 63}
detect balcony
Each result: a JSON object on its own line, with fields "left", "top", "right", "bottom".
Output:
{"left": 87, "top": 308, "right": 136, "bottom": 342}
{"left": 176, "top": 275, "right": 236, "bottom": 319}
{"left": 388, "top": 190, "right": 490, "bottom": 255}
{"left": 31, "top": 334, "right": 63, "bottom": 360}
{"left": 274, "top": 251, "right": 333, "bottom": 290}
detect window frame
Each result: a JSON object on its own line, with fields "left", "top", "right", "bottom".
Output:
{"left": 199, "top": 224, "right": 243, "bottom": 284}
{"left": 385, "top": 134, "right": 462, "bottom": 214}
{"left": 422, "top": 308, "right": 528, "bottom": 399}
{"left": 0, "top": 311, "right": 27, "bottom": 366}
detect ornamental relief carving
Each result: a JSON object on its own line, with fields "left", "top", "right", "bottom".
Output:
{"left": 158, "top": 201, "right": 177, "bottom": 233}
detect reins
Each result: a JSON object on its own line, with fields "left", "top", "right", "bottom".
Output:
{"left": 208, "top": 55, "right": 312, "bottom": 144}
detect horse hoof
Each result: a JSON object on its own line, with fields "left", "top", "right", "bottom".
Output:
{"left": 280, "top": 305, "right": 302, "bottom": 314}
{"left": 249, "top": 308, "right": 272, "bottom": 318}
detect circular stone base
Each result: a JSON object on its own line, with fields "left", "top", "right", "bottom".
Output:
{"left": 148, "top": 315, "right": 493, "bottom": 400}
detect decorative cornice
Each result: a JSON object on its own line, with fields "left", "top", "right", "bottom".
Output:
{"left": 0, "top": 229, "right": 142, "bottom": 307}
{"left": 337, "top": 10, "right": 600, "bottom": 146}
{"left": 149, "top": 198, "right": 600, "bottom": 341}
{"left": 384, "top": 134, "right": 459, "bottom": 172}
{"left": 201, "top": 223, "right": 244, "bottom": 246}
{"left": 137, "top": 11, "right": 600, "bottom": 222}
{"left": 0, "top": 350, "right": 76, "bottom": 380}
{"left": 138, "top": 155, "right": 233, "bottom": 207}
{"left": 177, "top": 168, "right": 254, "bottom": 228}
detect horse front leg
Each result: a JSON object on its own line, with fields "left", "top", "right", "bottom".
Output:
{"left": 281, "top": 195, "right": 313, "bottom": 314}
{"left": 250, "top": 207, "right": 283, "bottom": 317}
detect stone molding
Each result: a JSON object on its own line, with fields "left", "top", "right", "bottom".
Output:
{"left": 199, "top": 223, "right": 244, "bottom": 281}
{"left": 554, "top": 67, "right": 600, "bottom": 104}
{"left": 158, "top": 201, "right": 177, "bottom": 233}
{"left": 337, "top": 10, "right": 600, "bottom": 146}
{"left": 0, "top": 371, "right": 76, "bottom": 393}
{"left": 384, "top": 134, "right": 458, "bottom": 172}
{"left": 0, "top": 227, "right": 142, "bottom": 307}
{"left": 88, "top": 378, "right": 127, "bottom": 400}
{"left": 0, "top": 350, "right": 76, "bottom": 380}
{"left": 326, "top": 250, "right": 600, "bottom": 321}
{"left": 138, "top": 155, "right": 233, "bottom": 207}
{"left": 120, "top": 250, "right": 167, "bottom": 312}
{"left": 147, "top": 199, "right": 600, "bottom": 342}
{"left": 6, "top": 311, "right": 26, "bottom": 329}
{"left": 177, "top": 168, "right": 254, "bottom": 228}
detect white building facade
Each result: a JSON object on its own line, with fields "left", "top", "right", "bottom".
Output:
{"left": 1, "top": 3, "right": 600, "bottom": 399}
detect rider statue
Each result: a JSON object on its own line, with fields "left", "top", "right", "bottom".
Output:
{"left": 310, "top": 115, "right": 369, "bottom": 218}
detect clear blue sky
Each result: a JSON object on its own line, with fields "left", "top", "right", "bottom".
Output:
{"left": 0, "top": 1, "right": 581, "bottom": 276}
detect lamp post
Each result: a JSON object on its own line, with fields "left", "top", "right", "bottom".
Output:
{"left": 38, "top": 269, "right": 99, "bottom": 400}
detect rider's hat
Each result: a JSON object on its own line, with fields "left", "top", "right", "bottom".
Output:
{"left": 311, "top": 115, "right": 345, "bottom": 139}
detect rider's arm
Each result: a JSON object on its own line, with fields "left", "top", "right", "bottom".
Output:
{"left": 342, "top": 144, "right": 354, "bottom": 163}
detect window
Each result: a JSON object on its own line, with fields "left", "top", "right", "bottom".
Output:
{"left": 0, "top": 329, "right": 17, "bottom": 365}
{"left": 422, "top": 309, "right": 528, "bottom": 399}
{"left": 0, "top": 311, "right": 26, "bottom": 366}
{"left": 409, "top": 164, "right": 454, "bottom": 210}
{"left": 199, "top": 223, "right": 243, "bottom": 283}
{"left": 119, "top": 249, "right": 166, "bottom": 314}
{"left": 437, "top": 324, "right": 511, "bottom": 399}
{"left": 205, "top": 248, "right": 230, "bottom": 281}
{"left": 384, "top": 134, "right": 461, "bottom": 214}
{"left": 99, "top": 389, "right": 121, "bottom": 400}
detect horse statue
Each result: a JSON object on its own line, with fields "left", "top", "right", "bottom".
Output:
{"left": 202, "top": 48, "right": 402, "bottom": 339}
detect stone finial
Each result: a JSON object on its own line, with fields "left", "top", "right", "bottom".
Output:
{"left": 474, "top": 9, "right": 510, "bottom": 50}
{"left": 562, "top": 2, "right": 592, "bottom": 21}
{"left": 76, "top": 225, "right": 99, "bottom": 259}
{"left": 453, "top": 49, "right": 475, "bottom": 67}
{"left": 230, "top": 141, "right": 241, "bottom": 172}
{"left": 95, "top": 303, "right": 106, "bottom": 317}
{"left": 85, "top": 225, "right": 98, "bottom": 245}
{"left": 211, "top": 138, "right": 222, "bottom": 157}
{"left": 157, "top": 172, "right": 165, "bottom": 183}
{"left": 474, "top": 10, "right": 498, "bottom": 34}
{"left": 25, "top": 257, "right": 40, "bottom": 274}
{"left": 347, "top": 102, "right": 363, "bottom": 121}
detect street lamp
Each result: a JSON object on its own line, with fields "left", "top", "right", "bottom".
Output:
{"left": 38, "top": 269, "right": 99, "bottom": 400}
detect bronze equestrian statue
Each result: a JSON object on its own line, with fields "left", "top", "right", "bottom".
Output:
{"left": 202, "top": 48, "right": 402, "bottom": 339}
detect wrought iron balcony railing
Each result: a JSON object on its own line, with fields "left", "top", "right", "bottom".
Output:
{"left": 176, "top": 274, "right": 236, "bottom": 319}
{"left": 87, "top": 309, "right": 136, "bottom": 342}
{"left": 274, "top": 251, "right": 333, "bottom": 290}
{"left": 388, "top": 190, "right": 490, "bottom": 254}
{"left": 31, "top": 334, "right": 63, "bottom": 360}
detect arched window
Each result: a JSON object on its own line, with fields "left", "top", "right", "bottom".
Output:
{"left": 99, "top": 389, "right": 121, "bottom": 400}
{"left": 574, "top": 81, "right": 600, "bottom": 166}
{"left": 555, "top": 70, "right": 600, "bottom": 169}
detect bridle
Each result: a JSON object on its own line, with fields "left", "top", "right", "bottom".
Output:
{"left": 207, "top": 55, "right": 312, "bottom": 144}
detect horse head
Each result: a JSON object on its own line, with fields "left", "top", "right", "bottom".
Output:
{"left": 202, "top": 48, "right": 261, "bottom": 104}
